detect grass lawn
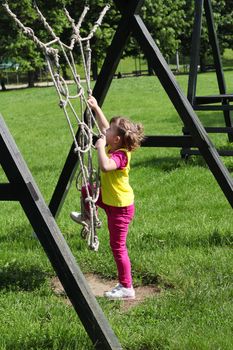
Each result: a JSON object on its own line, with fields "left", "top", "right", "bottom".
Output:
{"left": 0, "top": 71, "right": 233, "bottom": 349}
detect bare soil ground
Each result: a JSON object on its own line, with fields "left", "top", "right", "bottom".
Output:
{"left": 51, "top": 274, "right": 161, "bottom": 311}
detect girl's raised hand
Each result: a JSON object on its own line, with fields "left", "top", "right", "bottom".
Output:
{"left": 88, "top": 96, "right": 98, "bottom": 110}
{"left": 95, "top": 135, "right": 106, "bottom": 149}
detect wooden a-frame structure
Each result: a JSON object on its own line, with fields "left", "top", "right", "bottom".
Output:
{"left": 182, "top": 0, "right": 233, "bottom": 157}
{"left": 48, "top": 0, "right": 233, "bottom": 217}
{"left": 1, "top": 0, "right": 233, "bottom": 349}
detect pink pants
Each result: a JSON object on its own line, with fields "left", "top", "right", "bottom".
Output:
{"left": 82, "top": 186, "right": 135, "bottom": 288}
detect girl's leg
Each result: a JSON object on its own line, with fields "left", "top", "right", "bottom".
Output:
{"left": 107, "top": 205, "right": 135, "bottom": 288}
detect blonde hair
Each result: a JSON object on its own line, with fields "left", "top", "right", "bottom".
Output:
{"left": 110, "top": 116, "right": 144, "bottom": 151}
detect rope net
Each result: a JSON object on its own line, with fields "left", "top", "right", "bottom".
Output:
{"left": 3, "top": 2, "right": 111, "bottom": 251}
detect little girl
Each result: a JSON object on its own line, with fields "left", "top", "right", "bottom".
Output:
{"left": 71, "top": 96, "right": 144, "bottom": 300}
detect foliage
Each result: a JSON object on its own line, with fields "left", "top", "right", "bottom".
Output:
{"left": 179, "top": 0, "right": 233, "bottom": 69}
{"left": 141, "top": 0, "right": 187, "bottom": 58}
{"left": 0, "top": 0, "right": 69, "bottom": 81}
{"left": 0, "top": 0, "right": 116, "bottom": 83}
{"left": 218, "top": 0, "right": 233, "bottom": 48}
{"left": 1, "top": 0, "right": 233, "bottom": 83}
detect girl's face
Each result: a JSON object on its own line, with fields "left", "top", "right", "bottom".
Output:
{"left": 105, "top": 122, "right": 121, "bottom": 148}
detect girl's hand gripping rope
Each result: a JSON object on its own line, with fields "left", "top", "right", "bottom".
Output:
{"left": 87, "top": 96, "right": 109, "bottom": 134}
{"left": 95, "top": 134, "right": 106, "bottom": 149}
{"left": 87, "top": 95, "right": 98, "bottom": 110}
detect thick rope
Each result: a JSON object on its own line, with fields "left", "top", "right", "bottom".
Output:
{"left": 3, "top": 2, "right": 110, "bottom": 251}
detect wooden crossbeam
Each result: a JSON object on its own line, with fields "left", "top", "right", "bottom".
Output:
{"left": 142, "top": 135, "right": 196, "bottom": 148}
{"left": 193, "top": 105, "right": 233, "bottom": 111}
{"left": 181, "top": 149, "right": 233, "bottom": 157}
{"left": 196, "top": 95, "right": 233, "bottom": 104}
{"left": 205, "top": 127, "right": 233, "bottom": 134}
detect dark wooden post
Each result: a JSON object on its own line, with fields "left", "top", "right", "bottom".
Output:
{"left": 204, "top": 0, "right": 233, "bottom": 142}
{"left": 187, "top": 0, "right": 204, "bottom": 105}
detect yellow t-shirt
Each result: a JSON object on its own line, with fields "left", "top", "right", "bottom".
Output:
{"left": 100, "top": 146, "right": 134, "bottom": 207}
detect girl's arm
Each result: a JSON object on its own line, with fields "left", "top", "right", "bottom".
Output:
{"left": 95, "top": 137, "right": 117, "bottom": 172}
{"left": 88, "top": 96, "right": 109, "bottom": 134}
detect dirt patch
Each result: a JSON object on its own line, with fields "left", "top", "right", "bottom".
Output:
{"left": 51, "top": 274, "right": 161, "bottom": 311}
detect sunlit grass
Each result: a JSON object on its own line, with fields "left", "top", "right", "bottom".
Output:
{"left": 0, "top": 72, "right": 233, "bottom": 349}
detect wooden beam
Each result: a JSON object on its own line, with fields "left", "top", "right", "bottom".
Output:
{"left": 187, "top": 0, "right": 204, "bottom": 105}
{"left": 0, "top": 183, "right": 20, "bottom": 200}
{"left": 142, "top": 135, "right": 196, "bottom": 148}
{"left": 193, "top": 105, "right": 233, "bottom": 111}
{"left": 196, "top": 95, "right": 233, "bottom": 104}
{"left": 205, "top": 127, "right": 233, "bottom": 134}
{"left": 181, "top": 149, "right": 233, "bottom": 157}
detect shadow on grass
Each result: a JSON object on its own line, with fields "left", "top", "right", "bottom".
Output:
{"left": 173, "top": 231, "right": 233, "bottom": 248}
{"left": 208, "top": 230, "right": 233, "bottom": 247}
{"left": 133, "top": 154, "right": 208, "bottom": 172}
{"left": 0, "top": 226, "right": 36, "bottom": 244}
{"left": 0, "top": 226, "right": 26, "bottom": 243}
{"left": 0, "top": 262, "right": 47, "bottom": 292}
{"left": 138, "top": 230, "right": 233, "bottom": 252}
{"left": 140, "top": 272, "right": 175, "bottom": 290}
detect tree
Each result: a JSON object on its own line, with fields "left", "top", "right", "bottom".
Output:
{"left": 1, "top": 0, "right": 232, "bottom": 84}
{"left": 218, "top": 0, "right": 233, "bottom": 49}
{"left": 0, "top": 0, "right": 74, "bottom": 86}
{"left": 127, "top": 0, "right": 187, "bottom": 73}
{"left": 0, "top": 0, "right": 117, "bottom": 85}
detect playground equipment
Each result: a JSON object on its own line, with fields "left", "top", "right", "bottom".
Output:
{"left": 1, "top": 1, "right": 233, "bottom": 349}
{"left": 1, "top": 2, "right": 121, "bottom": 349}
{"left": 3, "top": 1, "right": 110, "bottom": 251}
{"left": 48, "top": 0, "right": 233, "bottom": 216}
{"left": 182, "top": 0, "right": 233, "bottom": 157}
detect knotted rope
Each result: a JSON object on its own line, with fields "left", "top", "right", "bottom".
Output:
{"left": 3, "top": 1, "right": 110, "bottom": 251}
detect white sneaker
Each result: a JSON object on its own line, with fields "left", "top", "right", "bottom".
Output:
{"left": 70, "top": 212, "right": 89, "bottom": 226}
{"left": 104, "top": 284, "right": 135, "bottom": 300}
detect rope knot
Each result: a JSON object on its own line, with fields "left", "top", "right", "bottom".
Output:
{"left": 85, "top": 196, "right": 95, "bottom": 205}
{"left": 24, "top": 27, "right": 34, "bottom": 36}
{"left": 74, "top": 146, "right": 81, "bottom": 154}
{"left": 59, "top": 99, "right": 67, "bottom": 108}
{"left": 71, "top": 32, "right": 80, "bottom": 42}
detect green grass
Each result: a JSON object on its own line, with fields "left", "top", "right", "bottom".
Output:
{"left": 0, "top": 71, "right": 233, "bottom": 349}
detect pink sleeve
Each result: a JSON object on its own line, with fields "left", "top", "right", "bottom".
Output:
{"left": 110, "top": 150, "right": 128, "bottom": 169}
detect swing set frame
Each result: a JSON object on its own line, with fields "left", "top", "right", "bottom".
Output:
{"left": 50, "top": 0, "right": 233, "bottom": 217}
{"left": 0, "top": 1, "right": 233, "bottom": 349}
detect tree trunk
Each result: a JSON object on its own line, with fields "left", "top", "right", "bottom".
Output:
{"left": 200, "top": 54, "right": 206, "bottom": 73}
{"left": 28, "top": 71, "right": 35, "bottom": 87}
{"left": 0, "top": 77, "right": 6, "bottom": 91}
{"left": 176, "top": 50, "right": 180, "bottom": 72}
